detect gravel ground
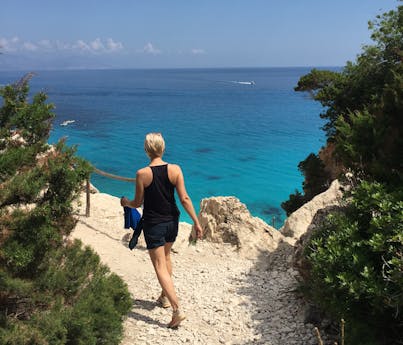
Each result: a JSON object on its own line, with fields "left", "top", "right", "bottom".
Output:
{"left": 72, "top": 192, "right": 325, "bottom": 345}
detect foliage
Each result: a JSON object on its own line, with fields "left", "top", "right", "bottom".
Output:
{"left": 304, "top": 182, "right": 403, "bottom": 344}
{"left": 281, "top": 153, "right": 331, "bottom": 215}
{"left": 281, "top": 189, "right": 305, "bottom": 216}
{"left": 298, "top": 153, "right": 331, "bottom": 199}
{"left": 285, "top": 5, "right": 403, "bottom": 345}
{"left": 283, "top": 5, "right": 402, "bottom": 206}
{"left": 0, "top": 77, "right": 131, "bottom": 344}
{"left": 0, "top": 73, "right": 53, "bottom": 146}
{"left": 293, "top": 6, "right": 403, "bottom": 184}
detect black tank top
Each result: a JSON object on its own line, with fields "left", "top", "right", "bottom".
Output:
{"left": 143, "top": 164, "right": 180, "bottom": 225}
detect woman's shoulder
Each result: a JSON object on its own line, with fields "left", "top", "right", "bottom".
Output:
{"left": 136, "top": 166, "right": 152, "bottom": 176}
{"left": 168, "top": 163, "right": 182, "bottom": 172}
{"left": 167, "top": 164, "right": 182, "bottom": 185}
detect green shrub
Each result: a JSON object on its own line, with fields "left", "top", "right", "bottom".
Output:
{"left": 281, "top": 189, "right": 305, "bottom": 216}
{"left": 284, "top": 5, "right": 403, "bottom": 215}
{"left": 66, "top": 268, "right": 132, "bottom": 345}
{"left": 0, "top": 146, "right": 40, "bottom": 183}
{"left": 281, "top": 153, "right": 331, "bottom": 215}
{"left": 284, "top": 6, "right": 403, "bottom": 344}
{"left": 304, "top": 181, "right": 403, "bottom": 344}
{"left": 0, "top": 76, "right": 132, "bottom": 344}
{"left": 0, "top": 321, "right": 48, "bottom": 345}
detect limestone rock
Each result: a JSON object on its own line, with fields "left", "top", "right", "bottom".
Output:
{"left": 194, "top": 196, "right": 284, "bottom": 258}
{"left": 171, "top": 222, "right": 192, "bottom": 253}
{"left": 280, "top": 179, "right": 342, "bottom": 240}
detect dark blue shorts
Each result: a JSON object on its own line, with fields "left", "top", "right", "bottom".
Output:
{"left": 143, "top": 220, "right": 179, "bottom": 250}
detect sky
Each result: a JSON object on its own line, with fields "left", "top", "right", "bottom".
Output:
{"left": 0, "top": 0, "right": 399, "bottom": 70}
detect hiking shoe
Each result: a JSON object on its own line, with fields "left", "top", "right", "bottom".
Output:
{"left": 168, "top": 309, "right": 186, "bottom": 328}
{"left": 157, "top": 294, "right": 170, "bottom": 308}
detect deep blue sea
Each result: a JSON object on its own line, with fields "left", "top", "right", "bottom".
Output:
{"left": 0, "top": 68, "right": 327, "bottom": 227}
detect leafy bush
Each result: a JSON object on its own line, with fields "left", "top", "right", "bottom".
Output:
{"left": 281, "top": 189, "right": 305, "bottom": 216}
{"left": 304, "top": 181, "right": 403, "bottom": 344}
{"left": 286, "top": 5, "right": 403, "bottom": 345}
{"left": 281, "top": 153, "right": 331, "bottom": 215}
{"left": 283, "top": 5, "right": 402, "bottom": 214}
{"left": 0, "top": 76, "right": 132, "bottom": 344}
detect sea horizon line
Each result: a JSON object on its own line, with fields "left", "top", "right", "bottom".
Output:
{"left": 0, "top": 65, "right": 343, "bottom": 73}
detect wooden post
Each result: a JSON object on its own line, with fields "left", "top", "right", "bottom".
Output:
{"left": 314, "top": 327, "right": 324, "bottom": 345}
{"left": 341, "top": 319, "right": 345, "bottom": 345}
{"left": 83, "top": 166, "right": 136, "bottom": 218}
{"left": 86, "top": 178, "right": 90, "bottom": 217}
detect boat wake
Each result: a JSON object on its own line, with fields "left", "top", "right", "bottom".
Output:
{"left": 60, "top": 120, "right": 75, "bottom": 126}
{"left": 230, "top": 81, "right": 256, "bottom": 85}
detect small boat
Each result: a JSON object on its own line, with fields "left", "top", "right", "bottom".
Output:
{"left": 60, "top": 120, "right": 75, "bottom": 126}
{"left": 231, "top": 81, "right": 256, "bottom": 85}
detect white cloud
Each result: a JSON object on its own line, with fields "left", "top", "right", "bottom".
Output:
{"left": 0, "top": 37, "right": 18, "bottom": 52}
{"left": 90, "top": 38, "right": 104, "bottom": 51}
{"left": 106, "top": 38, "right": 123, "bottom": 52}
{"left": 0, "top": 36, "right": 124, "bottom": 54}
{"left": 38, "top": 39, "right": 52, "bottom": 49}
{"left": 56, "top": 40, "right": 71, "bottom": 50}
{"left": 23, "top": 41, "right": 38, "bottom": 51}
{"left": 74, "top": 40, "right": 91, "bottom": 51}
{"left": 142, "top": 42, "right": 161, "bottom": 55}
{"left": 191, "top": 48, "right": 206, "bottom": 55}
{"left": 0, "top": 37, "right": 8, "bottom": 48}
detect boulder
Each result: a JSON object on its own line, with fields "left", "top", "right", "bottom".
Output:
{"left": 194, "top": 196, "right": 284, "bottom": 259}
{"left": 171, "top": 222, "right": 193, "bottom": 253}
{"left": 280, "top": 179, "right": 342, "bottom": 240}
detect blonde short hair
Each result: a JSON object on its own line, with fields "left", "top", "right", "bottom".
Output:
{"left": 144, "top": 132, "right": 165, "bottom": 158}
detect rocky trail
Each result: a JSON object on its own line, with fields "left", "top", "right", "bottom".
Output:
{"left": 72, "top": 189, "right": 340, "bottom": 345}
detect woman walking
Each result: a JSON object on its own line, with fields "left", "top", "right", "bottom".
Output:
{"left": 121, "top": 132, "right": 203, "bottom": 328}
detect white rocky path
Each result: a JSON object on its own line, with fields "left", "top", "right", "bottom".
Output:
{"left": 72, "top": 192, "right": 338, "bottom": 345}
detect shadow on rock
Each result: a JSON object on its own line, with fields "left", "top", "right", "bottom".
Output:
{"left": 127, "top": 298, "right": 166, "bottom": 328}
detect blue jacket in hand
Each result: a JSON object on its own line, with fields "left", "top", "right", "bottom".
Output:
{"left": 123, "top": 206, "right": 143, "bottom": 250}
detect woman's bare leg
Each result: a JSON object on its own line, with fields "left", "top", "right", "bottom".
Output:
{"left": 164, "top": 242, "right": 174, "bottom": 277}
{"left": 160, "top": 242, "right": 174, "bottom": 298}
{"left": 148, "top": 245, "right": 179, "bottom": 311}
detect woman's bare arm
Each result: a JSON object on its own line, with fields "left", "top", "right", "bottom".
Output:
{"left": 174, "top": 166, "right": 203, "bottom": 239}
{"left": 121, "top": 170, "right": 145, "bottom": 208}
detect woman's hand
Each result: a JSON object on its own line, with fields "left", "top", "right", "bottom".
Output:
{"left": 194, "top": 223, "right": 203, "bottom": 240}
{"left": 120, "top": 196, "right": 129, "bottom": 207}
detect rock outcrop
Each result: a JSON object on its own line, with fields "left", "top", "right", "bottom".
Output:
{"left": 194, "top": 196, "right": 285, "bottom": 259}
{"left": 280, "top": 179, "right": 343, "bottom": 240}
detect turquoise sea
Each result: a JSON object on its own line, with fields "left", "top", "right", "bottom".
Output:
{"left": 0, "top": 68, "right": 328, "bottom": 227}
